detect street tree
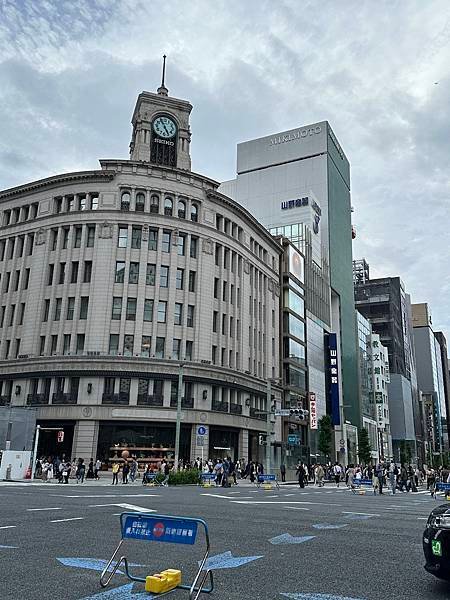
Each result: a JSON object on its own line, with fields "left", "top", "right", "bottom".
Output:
{"left": 318, "top": 415, "right": 333, "bottom": 459}
{"left": 358, "top": 427, "right": 372, "bottom": 465}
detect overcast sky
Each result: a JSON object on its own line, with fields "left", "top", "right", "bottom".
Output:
{"left": 0, "top": 0, "right": 449, "bottom": 344}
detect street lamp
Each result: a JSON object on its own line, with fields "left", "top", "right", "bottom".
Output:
{"left": 173, "top": 363, "right": 185, "bottom": 471}
{"left": 266, "top": 377, "right": 282, "bottom": 474}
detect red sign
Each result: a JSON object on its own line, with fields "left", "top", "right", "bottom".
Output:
{"left": 153, "top": 522, "right": 165, "bottom": 538}
{"left": 309, "top": 393, "right": 318, "bottom": 430}
{"left": 57, "top": 430, "right": 64, "bottom": 443}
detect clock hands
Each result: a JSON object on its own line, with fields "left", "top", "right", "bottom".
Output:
{"left": 162, "top": 123, "right": 170, "bottom": 136}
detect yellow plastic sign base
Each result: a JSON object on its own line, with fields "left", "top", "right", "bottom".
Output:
{"left": 202, "top": 483, "right": 213, "bottom": 488}
{"left": 358, "top": 489, "right": 366, "bottom": 495}
{"left": 262, "top": 483, "right": 273, "bottom": 490}
{"left": 145, "top": 569, "right": 182, "bottom": 594}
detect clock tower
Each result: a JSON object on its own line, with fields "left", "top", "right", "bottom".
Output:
{"left": 129, "top": 57, "right": 192, "bottom": 170}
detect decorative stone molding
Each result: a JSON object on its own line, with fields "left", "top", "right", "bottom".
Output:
{"left": 35, "top": 228, "right": 46, "bottom": 245}
{"left": 82, "top": 407, "right": 93, "bottom": 417}
{"left": 274, "top": 283, "right": 280, "bottom": 297}
{"left": 99, "top": 222, "right": 113, "bottom": 239}
{"left": 268, "top": 279, "right": 274, "bottom": 292}
{"left": 244, "top": 259, "right": 250, "bottom": 274}
{"left": 142, "top": 224, "right": 149, "bottom": 242}
{"left": 202, "top": 238, "right": 213, "bottom": 255}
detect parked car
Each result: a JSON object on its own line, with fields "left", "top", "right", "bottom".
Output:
{"left": 423, "top": 503, "right": 450, "bottom": 579}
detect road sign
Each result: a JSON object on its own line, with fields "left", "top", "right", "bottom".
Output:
{"left": 287, "top": 434, "right": 300, "bottom": 445}
{"left": 196, "top": 436, "right": 205, "bottom": 446}
{"left": 197, "top": 426, "right": 207, "bottom": 436}
{"left": 275, "top": 409, "right": 291, "bottom": 417}
{"left": 339, "top": 439, "right": 345, "bottom": 447}
{"left": 57, "top": 430, "right": 64, "bottom": 443}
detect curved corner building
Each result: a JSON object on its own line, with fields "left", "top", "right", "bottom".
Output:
{"left": 0, "top": 83, "right": 282, "bottom": 468}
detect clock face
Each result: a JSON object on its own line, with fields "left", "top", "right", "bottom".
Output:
{"left": 153, "top": 116, "right": 177, "bottom": 139}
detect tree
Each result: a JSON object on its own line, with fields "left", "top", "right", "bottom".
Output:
{"left": 318, "top": 415, "right": 333, "bottom": 458}
{"left": 358, "top": 427, "right": 372, "bottom": 465}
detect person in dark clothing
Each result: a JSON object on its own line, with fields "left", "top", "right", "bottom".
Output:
{"left": 87, "top": 459, "right": 95, "bottom": 479}
{"left": 228, "top": 458, "right": 237, "bottom": 485}
{"left": 122, "top": 461, "right": 130, "bottom": 484}
{"left": 280, "top": 463, "right": 286, "bottom": 483}
{"left": 296, "top": 462, "right": 306, "bottom": 488}
{"left": 375, "top": 462, "right": 384, "bottom": 494}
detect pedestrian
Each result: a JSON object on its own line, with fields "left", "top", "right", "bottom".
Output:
{"left": 296, "top": 462, "right": 306, "bottom": 488}
{"left": 398, "top": 464, "right": 408, "bottom": 492}
{"left": 76, "top": 458, "right": 85, "bottom": 484}
{"left": 346, "top": 464, "right": 355, "bottom": 489}
{"left": 316, "top": 464, "right": 325, "bottom": 487}
{"left": 389, "top": 460, "right": 397, "bottom": 495}
{"left": 162, "top": 461, "right": 171, "bottom": 486}
{"left": 375, "top": 461, "right": 384, "bottom": 494}
{"left": 63, "top": 462, "right": 70, "bottom": 484}
{"left": 129, "top": 458, "right": 137, "bottom": 483}
{"left": 280, "top": 463, "right": 286, "bottom": 483}
{"left": 112, "top": 462, "right": 120, "bottom": 485}
{"left": 122, "top": 461, "right": 129, "bottom": 484}
{"left": 229, "top": 458, "right": 237, "bottom": 485}
{"left": 95, "top": 458, "right": 101, "bottom": 480}
{"left": 333, "top": 462, "right": 342, "bottom": 487}
{"left": 87, "top": 459, "right": 95, "bottom": 479}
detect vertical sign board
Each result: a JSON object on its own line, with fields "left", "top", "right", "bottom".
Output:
{"left": 327, "top": 333, "right": 340, "bottom": 426}
{"left": 57, "top": 430, "right": 64, "bottom": 443}
{"left": 309, "top": 392, "right": 318, "bottom": 429}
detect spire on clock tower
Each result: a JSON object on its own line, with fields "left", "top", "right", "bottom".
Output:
{"left": 129, "top": 56, "right": 193, "bottom": 170}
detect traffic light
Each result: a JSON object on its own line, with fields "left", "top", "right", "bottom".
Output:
{"left": 289, "top": 408, "right": 310, "bottom": 420}
{"left": 258, "top": 434, "right": 267, "bottom": 446}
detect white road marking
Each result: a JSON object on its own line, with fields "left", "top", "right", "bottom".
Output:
{"left": 229, "top": 492, "right": 241, "bottom": 494}
{"left": 201, "top": 493, "right": 238, "bottom": 499}
{"left": 284, "top": 506, "right": 310, "bottom": 511}
{"left": 50, "top": 494, "right": 159, "bottom": 498}
{"left": 417, "top": 517, "right": 428, "bottom": 521}
{"left": 342, "top": 511, "right": 380, "bottom": 516}
{"left": 50, "top": 517, "right": 84, "bottom": 523}
{"left": 114, "top": 503, "right": 155, "bottom": 512}
{"left": 284, "top": 494, "right": 296, "bottom": 497}
{"left": 0, "top": 525, "right": 16, "bottom": 529}
{"left": 27, "top": 507, "right": 62, "bottom": 512}
{"left": 231, "top": 500, "right": 341, "bottom": 506}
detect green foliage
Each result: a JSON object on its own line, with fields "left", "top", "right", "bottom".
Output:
{"left": 168, "top": 468, "right": 201, "bottom": 485}
{"left": 318, "top": 415, "right": 333, "bottom": 457}
{"left": 358, "top": 427, "right": 372, "bottom": 465}
{"left": 400, "top": 440, "right": 413, "bottom": 465}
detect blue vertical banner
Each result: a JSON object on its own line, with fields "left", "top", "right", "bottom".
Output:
{"left": 327, "top": 333, "right": 340, "bottom": 426}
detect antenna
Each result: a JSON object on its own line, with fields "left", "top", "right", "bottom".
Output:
{"left": 161, "top": 54, "right": 166, "bottom": 87}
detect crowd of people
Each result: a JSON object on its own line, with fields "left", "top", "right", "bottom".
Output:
{"left": 35, "top": 457, "right": 102, "bottom": 483}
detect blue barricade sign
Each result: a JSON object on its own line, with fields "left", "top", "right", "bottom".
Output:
{"left": 122, "top": 515, "right": 198, "bottom": 545}
{"left": 201, "top": 473, "right": 216, "bottom": 480}
{"left": 355, "top": 479, "right": 372, "bottom": 486}
{"left": 258, "top": 474, "right": 276, "bottom": 482}
{"left": 437, "top": 482, "right": 450, "bottom": 491}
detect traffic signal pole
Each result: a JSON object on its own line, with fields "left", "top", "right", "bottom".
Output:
{"left": 266, "top": 379, "right": 271, "bottom": 474}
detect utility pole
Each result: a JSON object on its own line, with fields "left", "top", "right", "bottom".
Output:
{"left": 174, "top": 364, "right": 184, "bottom": 471}
{"left": 30, "top": 425, "right": 40, "bottom": 480}
{"left": 266, "top": 379, "right": 271, "bottom": 474}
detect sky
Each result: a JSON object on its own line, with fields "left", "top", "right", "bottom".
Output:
{"left": 0, "top": 0, "right": 449, "bottom": 343}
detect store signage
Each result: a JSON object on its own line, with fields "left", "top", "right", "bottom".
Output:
{"left": 309, "top": 392, "right": 318, "bottom": 430}
{"left": 327, "top": 333, "right": 340, "bottom": 426}
{"left": 281, "top": 197, "right": 309, "bottom": 210}
{"left": 287, "top": 434, "right": 300, "bottom": 445}
{"left": 57, "top": 430, "right": 64, "bottom": 443}
{"left": 270, "top": 126, "right": 322, "bottom": 146}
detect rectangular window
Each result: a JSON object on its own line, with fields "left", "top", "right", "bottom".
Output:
{"left": 78, "top": 195, "right": 87, "bottom": 211}
{"left": 111, "top": 297, "right": 122, "bottom": 320}
{"left": 188, "top": 270, "right": 196, "bottom": 292}
{"left": 148, "top": 229, "right": 158, "bottom": 250}
{"left": 131, "top": 226, "right": 142, "bottom": 249}
{"left": 13, "top": 270, "right": 20, "bottom": 291}
{"left": 213, "top": 278, "right": 219, "bottom": 299}
{"left": 187, "top": 305, "right": 194, "bottom": 327}
{"left": 146, "top": 264, "right": 156, "bottom": 285}
{"left": 222, "top": 313, "right": 227, "bottom": 335}
{"left": 58, "top": 262, "right": 66, "bottom": 284}
{"left": 91, "top": 194, "right": 99, "bottom": 210}
{"left": 76, "top": 334, "right": 85, "bottom": 354}
{"left": 162, "top": 230, "right": 171, "bottom": 253}
{"left": 190, "top": 237, "right": 198, "bottom": 259}
{"left": 144, "top": 299, "right": 153, "bottom": 321}
{"left": 157, "top": 301, "right": 167, "bottom": 323}
{"left": 18, "top": 302, "right": 25, "bottom": 325}
{"left": 109, "top": 334, "right": 119, "bottom": 355}
{"left": 212, "top": 345, "right": 217, "bottom": 364}
{"left": 51, "top": 229, "right": 58, "bottom": 251}
{"left": 123, "top": 334, "right": 134, "bottom": 356}
{"left": 129, "top": 262, "right": 139, "bottom": 284}
{"left": 74, "top": 226, "right": 82, "bottom": 248}
{"left": 83, "top": 260, "right": 92, "bottom": 283}
{"left": 66, "top": 297, "right": 75, "bottom": 320}
{"left": 9, "top": 304, "right": 15, "bottom": 326}
{"left": 14, "top": 338, "right": 21, "bottom": 358}
{"left": 0, "top": 306, "right": 5, "bottom": 327}
{"left": 54, "top": 298, "right": 62, "bottom": 321}
{"left": 212, "top": 311, "right": 218, "bottom": 332}
{"left": 50, "top": 335, "right": 58, "bottom": 355}
{"left": 141, "top": 335, "right": 151, "bottom": 357}
{"left": 230, "top": 284, "right": 234, "bottom": 304}
{"left": 115, "top": 261, "right": 125, "bottom": 283}
{"left": 79, "top": 296, "right": 89, "bottom": 319}
{"left": 176, "top": 268, "right": 184, "bottom": 290}
{"left": 155, "top": 337, "right": 165, "bottom": 358}
{"left": 177, "top": 233, "right": 186, "bottom": 256}
{"left": 222, "top": 281, "right": 227, "bottom": 301}
{"left": 174, "top": 302, "right": 182, "bottom": 325}
{"left": 185, "top": 340, "right": 193, "bottom": 361}
{"left": 0, "top": 240, "right": 4, "bottom": 261}
{"left": 172, "top": 338, "right": 181, "bottom": 360}
{"left": 126, "top": 297, "right": 137, "bottom": 320}
{"left": 27, "top": 233, "right": 34, "bottom": 255}
{"left": 42, "top": 299, "right": 50, "bottom": 322}
{"left": 104, "top": 377, "right": 115, "bottom": 394}
{"left": 135, "top": 193, "right": 145, "bottom": 212}
{"left": 63, "top": 334, "right": 71, "bottom": 355}
{"left": 62, "top": 227, "right": 69, "bottom": 249}
{"left": 39, "top": 336, "right": 46, "bottom": 356}
{"left": 47, "top": 264, "right": 54, "bottom": 285}
{"left": 86, "top": 225, "right": 95, "bottom": 247}
{"left": 230, "top": 316, "right": 234, "bottom": 337}
{"left": 3, "top": 271, "right": 10, "bottom": 292}
{"left": 8, "top": 238, "right": 15, "bottom": 259}
{"left": 118, "top": 226, "right": 128, "bottom": 248}
{"left": 66, "top": 195, "right": 74, "bottom": 211}
{"left": 70, "top": 261, "right": 79, "bottom": 283}
{"left": 160, "top": 265, "right": 169, "bottom": 287}
{"left": 215, "top": 244, "right": 221, "bottom": 266}
{"left": 23, "top": 268, "right": 30, "bottom": 290}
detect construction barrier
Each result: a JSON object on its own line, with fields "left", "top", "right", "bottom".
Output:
{"left": 256, "top": 474, "right": 280, "bottom": 490}
{"left": 351, "top": 478, "right": 374, "bottom": 495}
{"left": 200, "top": 473, "right": 216, "bottom": 488}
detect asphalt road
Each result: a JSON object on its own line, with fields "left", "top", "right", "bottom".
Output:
{"left": 0, "top": 479, "right": 449, "bottom": 600}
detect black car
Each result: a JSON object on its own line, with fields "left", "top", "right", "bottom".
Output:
{"left": 423, "top": 503, "right": 450, "bottom": 579}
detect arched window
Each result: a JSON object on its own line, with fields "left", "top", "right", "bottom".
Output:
{"left": 121, "top": 191, "right": 130, "bottom": 211}
{"left": 135, "top": 192, "right": 145, "bottom": 213}
{"left": 191, "top": 203, "right": 198, "bottom": 222}
{"left": 178, "top": 199, "right": 186, "bottom": 219}
{"left": 150, "top": 194, "right": 160, "bottom": 214}
{"left": 164, "top": 196, "right": 173, "bottom": 216}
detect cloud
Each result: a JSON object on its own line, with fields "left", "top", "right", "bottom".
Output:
{"left": 0, "top": 0, "right": 449, "bottom": 343}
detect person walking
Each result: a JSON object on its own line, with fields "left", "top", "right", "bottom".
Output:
{"left": 333, "top": 462, "right": 342, "bottom": 487}
{"left": 296, "top": 462, "right": 306, "bottom": 488}
{"left": 87, "top": 459, "right": 95, "bottom": 479}
{"left": 280, "top": 463, "right": 286, "bottom": 483}
{"left": 63, "top": 461, "right": 71, "bottom": 484}
{"left": 316, "top": 464, "right": 325, "bottom": 487}
{"left": 94, "top": 459, "right": 101, "bottom": 480}
{"left": 375, "top": 461, "right": 384, "bottom": 495}
{"left": 389, "top": 460, "right": 397, "bottom": 495}
{"left": 76, "top": 458, "right": 85, "bottom": 484}
{"left": 112, "top": 462, "right": 120, "bottom": 485}
{"left": 122, "top": 461, "right": 130, "bottom": 484}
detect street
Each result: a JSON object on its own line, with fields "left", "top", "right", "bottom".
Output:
{"left": 0, "top": 480, "right": 449, "bottom": 600}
